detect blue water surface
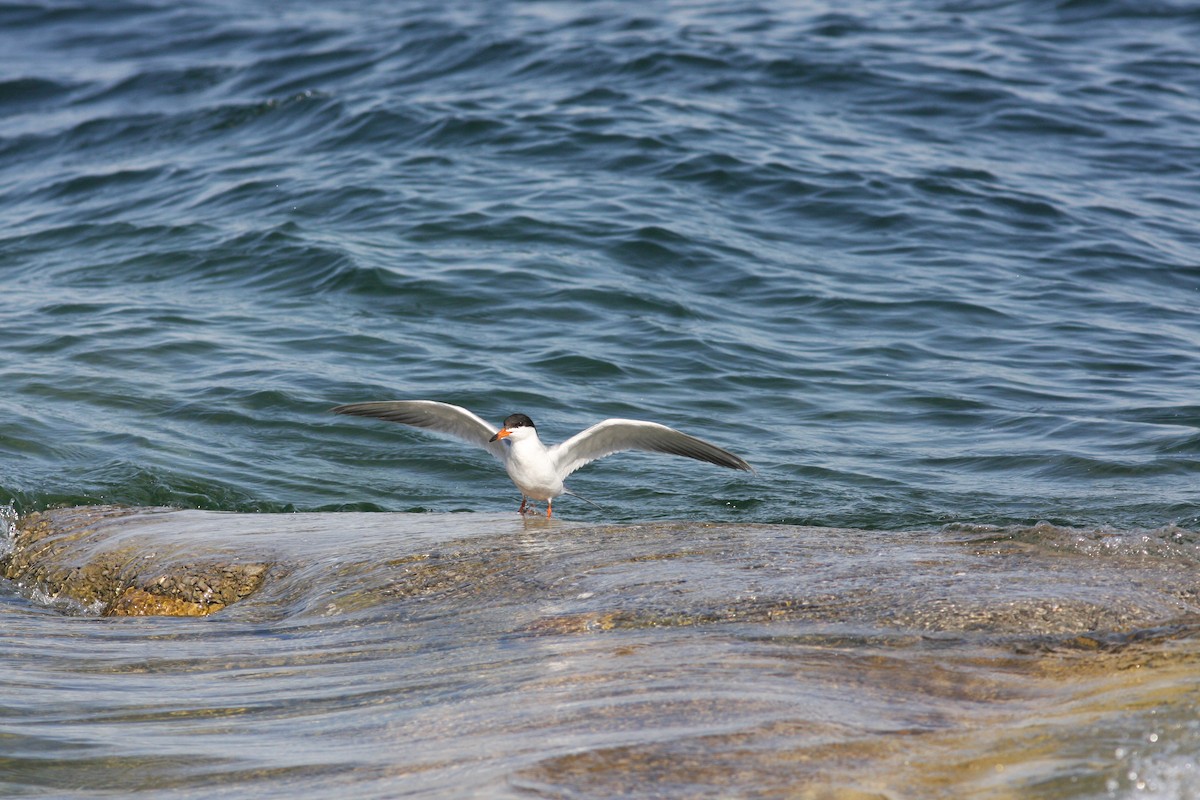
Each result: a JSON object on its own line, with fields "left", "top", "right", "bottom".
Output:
{"left": 2, "top": 0, "right": 1199, "bottom": 528}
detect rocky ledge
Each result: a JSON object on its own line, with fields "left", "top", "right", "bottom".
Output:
{"left": 1, "top": 506, "right": 268, "bottom": 616}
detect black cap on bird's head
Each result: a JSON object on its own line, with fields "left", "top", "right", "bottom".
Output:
{"left": 490, "top": 413, "right": 535, "bottom": 442}
{"left": 502, "top": 413, "right": 534, "bottom": 429}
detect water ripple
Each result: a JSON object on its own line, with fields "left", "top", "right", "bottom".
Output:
{"left": 1, "top": 0, "right": 1198, "bottom": 532}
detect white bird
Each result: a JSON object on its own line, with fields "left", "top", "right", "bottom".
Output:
{"left": 331, "top": 400, "right": 752, "bottom": 517}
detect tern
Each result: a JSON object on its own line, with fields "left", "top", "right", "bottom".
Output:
{"left": 331, "top": 400, "right": 752, "bottom": 517}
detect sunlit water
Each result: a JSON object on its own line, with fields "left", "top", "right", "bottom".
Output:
{"left": 3, "top": 506, "right": 1199, "bottom": 798}
{"left": 2, "top": 0, "right": 1199, "bottom": 796}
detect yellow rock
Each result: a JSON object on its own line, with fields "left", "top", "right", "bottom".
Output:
{"left": 107, "top": 586, "right": 221, "bottom": 617}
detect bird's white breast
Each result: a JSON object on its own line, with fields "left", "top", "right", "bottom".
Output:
{"left": 502, "top": 436, "right": 564, "bottom": 501}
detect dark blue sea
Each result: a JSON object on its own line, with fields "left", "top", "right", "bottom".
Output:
{"left": 2, "top": 1, "right": 1200, "bottom": 797}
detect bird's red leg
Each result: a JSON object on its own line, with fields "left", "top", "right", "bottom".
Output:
{"left": 546, "top": 499, "right": 552, "bottom": 519}
{"left": 518, "top": 496, "right": 527, "bottom": 515}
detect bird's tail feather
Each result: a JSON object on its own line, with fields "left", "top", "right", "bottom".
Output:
{"left": 563, "top": 489, "right": 605, "bottom": 511}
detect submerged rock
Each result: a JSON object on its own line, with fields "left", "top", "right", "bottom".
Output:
{"left": 2, "top": 505, "right": 1198, "bottom": 798}
{"left": 1, "top": 506, "right": 268, "bottom": 616}
{"left": 2, "top": 504, "right": 1197, "bottom": 643}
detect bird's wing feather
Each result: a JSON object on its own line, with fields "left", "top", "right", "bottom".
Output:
{"left": 550, "top": 418, "right": 752, "bottom": 479}
{"left": 331, "top": 400, "right": 505, "bottom": 461}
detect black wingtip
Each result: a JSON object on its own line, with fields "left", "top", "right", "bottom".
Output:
{"left": 717, "top": 454, "right": 755, "bottom": 473}
{"left": 653, "top": 430, "right": 753, "bottom": 473}
{"left": 329, "top": 402, "right": 399, "bottom": 421}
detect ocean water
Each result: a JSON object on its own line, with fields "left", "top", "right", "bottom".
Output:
{"left": 2, "top": 0, "right": 1198, "bottom": 528}
{"left": 2, "top": 0, "right": 1200, "bottom": 797}
{"left": 4, "top": 505, "right": 1200, "bottom": 799}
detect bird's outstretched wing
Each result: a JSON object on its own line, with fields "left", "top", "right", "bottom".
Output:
{"left": 550, "top": 418, "right": 753, "bottom": 479}
{"left": 330, "top": 400, "right": 506, "bottom": 460}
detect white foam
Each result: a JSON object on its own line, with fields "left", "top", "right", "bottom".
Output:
{"left": 0, "top": 502, "right": 16, "bottom": 558}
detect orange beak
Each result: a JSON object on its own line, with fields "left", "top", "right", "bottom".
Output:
{"left": 489, "top": 428, "right": 511, "bottom": 443}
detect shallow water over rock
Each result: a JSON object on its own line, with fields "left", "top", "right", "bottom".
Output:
{"left": 2, "top": 506, "right": 1197, "bottom": 797}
